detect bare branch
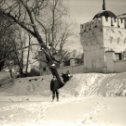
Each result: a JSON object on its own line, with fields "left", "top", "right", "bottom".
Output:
{"left": 18, "top": 0, "right": 38, "bottom": 32}
{"left": 0, "top": 9, "right": 36, "bottom": 36}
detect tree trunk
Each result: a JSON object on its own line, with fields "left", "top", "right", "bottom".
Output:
{"left": 0, "top": 60, "right": 4, "bottom": 71}
{"left": 9, "top": 68, "right": 13, "bottom": 79}
{"left": 49, "top": 66, "right": 63, "bottom": 85}
{"left": 25, "top": 33, "right": 31, "bottom": 75}
{"left": 41, "top": 48, "right": 64, "bottom": 85}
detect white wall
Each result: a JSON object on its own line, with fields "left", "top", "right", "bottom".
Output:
{"left": 80, "top": 18, "right": 105, "bottom": 72}
{"left": 105, "top": 51, "right": 114, "bottom": 72}
{"left": 80, "top": 16, "right": 126, "bottom": 73}
{"left": 104, "top": 51, "right": 126, "bottom": 73}
{"left": 103, "top": 27, "right": 126, "bottom": 52}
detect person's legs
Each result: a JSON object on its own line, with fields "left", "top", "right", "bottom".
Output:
{"left": 52, "top": 91, "right": 55, "bottom": 101}
{"left": 56, "top": 90, "right": 59, "bottom": 101}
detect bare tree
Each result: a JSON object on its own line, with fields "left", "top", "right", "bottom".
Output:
{"left": 11, "top": 28, "right": 28, "bottom": 77}
{"left": 25, "top": 32, "right": 31, "bottom": 75}
{"left": 0, "top": 13, "right": 16, "bottom": 71}
{"left": 0, "top": 0, "right": 70, "bottom": 84}
{"left": 54, "top": 22, "right": 73, "bottom": 63}
{"left": 36, "top": 0, "right": 72, "bottom": 64}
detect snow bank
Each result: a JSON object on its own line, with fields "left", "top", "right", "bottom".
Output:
{"left": 0, "top": 72, "right": 126, "bottom": 98}
{"left": 60, "top": 73, "right": 126, "bottom": 97}
{"left": 1, "top": 72, "right": 126, "bottom": 126}
{"left": 0, "top": 75, "right": 52, "bottom": 96}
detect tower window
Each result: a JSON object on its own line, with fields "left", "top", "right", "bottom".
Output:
{"left": 115, "top": 53, "right": 123, "bottom": 60}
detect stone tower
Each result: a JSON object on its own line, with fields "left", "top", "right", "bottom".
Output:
{"left": 80, "top": 0, "right": 126, "bottom": 72}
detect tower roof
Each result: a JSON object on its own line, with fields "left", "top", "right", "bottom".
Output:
{"left": 93, "top": 0, "right": 116, "bottom": 19}
{"left": 93, "top": 10, "right": 117, "bottom": 19}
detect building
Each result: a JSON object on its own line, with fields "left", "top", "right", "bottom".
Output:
{"left": 80, "top": 0, "right": 126, "bottom": 73}
{"left": 118, "top": 13, "right": 126, "bottom": 20}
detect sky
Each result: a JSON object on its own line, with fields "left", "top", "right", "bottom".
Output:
{"left": 64, "top": 0, "right": 126, "bottom": 51}
{"left": 66, "top": 0, "right": 126, "bottom": 28}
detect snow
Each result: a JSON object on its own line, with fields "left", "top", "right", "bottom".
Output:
{"left": 0, "top": 72, "right": 126, "bottom": 126}
{"left": 0, "top": 97, "right": 126, "bottom": 126}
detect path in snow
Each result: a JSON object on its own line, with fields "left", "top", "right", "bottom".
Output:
{"left": 0, "top": 72, "right": 126, "bottom": 126}
{"left": 0, "top": 97, "right": 126, "bottom": 126}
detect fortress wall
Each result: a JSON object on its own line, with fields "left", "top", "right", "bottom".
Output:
{"left": 80, "top": 16, "right": 126, "bottom": 33}
{"left": 103, "top": 26, "right": 126, "bottom": 52}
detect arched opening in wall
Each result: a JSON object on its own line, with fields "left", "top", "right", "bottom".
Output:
{"left": 118, "top": 22, "right": 120, "bottom": 28}
{"left": 114, "top": 18, "right": 116, "bottom": 22}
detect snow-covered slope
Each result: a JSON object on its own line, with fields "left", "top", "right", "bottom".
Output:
{"left": 0, "top": 72, "right": 126, "bottom": 98}
{"left": 61, "top": 73, "right": 126, "bottom": 97}
{"left": 0, "top": 72, "right": 126, "bottom": 126}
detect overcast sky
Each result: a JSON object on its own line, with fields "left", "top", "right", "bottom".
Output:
{"left": 64, "top": 0, "right": 126, "bottom": 50}
{"left": 64, "top": 0, "right": 126, "bottom": 31}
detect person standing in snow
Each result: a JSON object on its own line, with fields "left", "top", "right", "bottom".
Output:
{"left": 50, "top": 76, "right": 59, "bottom": 101}
{"left": 50, "top": 72, "right": 73, "bottom": 101}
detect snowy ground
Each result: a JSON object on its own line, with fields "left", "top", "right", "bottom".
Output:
{"left": 0, "top": 97, "right": 126, "bottom": 126}
{"left": 0, "top": 72, "right": 126, "bottom": 126}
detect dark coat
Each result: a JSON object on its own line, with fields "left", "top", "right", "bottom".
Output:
{"left": 50, "top": 79, "right": 59, "bottom": 91}
{"left": 50, "top": 78, "right": 64, "bottom": 91}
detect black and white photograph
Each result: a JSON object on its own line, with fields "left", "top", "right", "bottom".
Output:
{"left": 0, "top": 0, "right": 126, "bottom": 125}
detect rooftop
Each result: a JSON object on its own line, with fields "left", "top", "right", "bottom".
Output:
{"left": 93, "top": 10, "right": 117, "bottom": 19}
